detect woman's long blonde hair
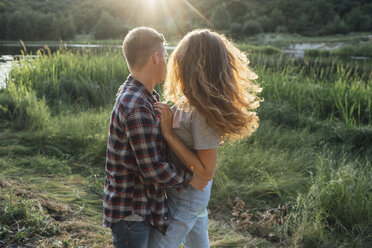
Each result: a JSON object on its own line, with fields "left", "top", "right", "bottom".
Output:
{"left": 164, "top": 29, "right": 261, "bottom": 140}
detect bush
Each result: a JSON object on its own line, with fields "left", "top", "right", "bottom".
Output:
{"left": 275, "top": 25, "right": 288, "bottom": 33}
{"left": 243, "top": 20, "right": 263, "bottom": 36}
{"left": 229, "top": 22, "right": 243, "bottom": 39}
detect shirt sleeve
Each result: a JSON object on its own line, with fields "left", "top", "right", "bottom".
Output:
{"left": 191, "top": 110, "right": 221, "bottom": 150}
{"left": 125, "top": 106, "right": 192, "bottom": 187}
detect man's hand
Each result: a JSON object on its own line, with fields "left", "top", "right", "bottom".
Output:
{"left": 190, "top": 174, "right": 209, "bottom": 191}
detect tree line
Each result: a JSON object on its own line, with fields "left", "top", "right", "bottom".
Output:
{"left": 0, "top": 0, "right": 371, "bottom": 41}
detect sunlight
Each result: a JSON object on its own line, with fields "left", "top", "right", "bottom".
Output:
{"left": 134, "top": 0, "right": 214, "bottom": 30}
{"left": 182, "top": 0, "right": 215, "bottom": 28}
{"left": 142, "top": 0, "right": 156, "bottom": 8}
{"left": 123, "top": 0, "right": 215, "bottom": 35}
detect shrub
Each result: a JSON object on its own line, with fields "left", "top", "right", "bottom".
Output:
{"left": 243, "top": 21, "right": 263, "bottom": 36}
{"left": 229, "top": 22, "right": 243, "bottom": 39}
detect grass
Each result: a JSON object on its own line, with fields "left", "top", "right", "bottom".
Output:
{"left": 246, "top": 32, "right": 372, "bottom": 48}
{"left": 305, "top": 41, "right": 372, "bottom": 58}
{"left": 289, "top": 159, "right": 372, "bottom": 248}
{"left": 0, "top": 186, "right": 61, "bottom": 244}
{"left": 238, "top": 44, "right": 282, "bottom": 55}
{"left": 0, "top": 47, "right": 371, "bottom": 247}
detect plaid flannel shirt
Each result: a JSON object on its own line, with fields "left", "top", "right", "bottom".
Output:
{"left": 103, "top": 75, "right": 192, "bottom": 234}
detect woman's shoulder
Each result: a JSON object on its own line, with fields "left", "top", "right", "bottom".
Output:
{"left": 173, "top": 104, "right": 220, "bottom": 149}
{"left": 171, "top": 105, "right": 196, "bottom": 125}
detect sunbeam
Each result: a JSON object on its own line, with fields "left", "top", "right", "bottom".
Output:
{"left": 181, "top": 0, "right": 215, "bottom": 28}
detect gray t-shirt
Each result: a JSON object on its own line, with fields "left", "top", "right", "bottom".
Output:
{"left": 168, "top": 106, "right": 220, "bottom": 171}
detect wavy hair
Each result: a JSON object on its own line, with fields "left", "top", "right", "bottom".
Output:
{"left": 164, "top": 29, "right": 262, "bottom": 140}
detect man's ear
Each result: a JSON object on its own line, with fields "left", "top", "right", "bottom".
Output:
{"left": 152, "top": 51, "right": 160, "bottom": 64}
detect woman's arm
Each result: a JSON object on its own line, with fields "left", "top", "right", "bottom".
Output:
{"left": 155, "top": 103, "right": 217, "bottom": 181}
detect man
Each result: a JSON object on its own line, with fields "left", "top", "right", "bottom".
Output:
{"left": 103, "top": 27, "right": 207, "bottom": 248}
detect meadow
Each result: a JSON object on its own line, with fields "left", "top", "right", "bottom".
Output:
{"left": 0, "top": 46, "right": 371, "bottom": 247}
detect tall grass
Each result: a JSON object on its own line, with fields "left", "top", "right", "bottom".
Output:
{"left": 8, "top": 48, "right": 128, "bottom": 111}
{"left": 305, "top": 41, "right": 372, "bottom": 58}
{"left": 254, "top": 55, "right": 372, "bottom": 126}
{"left": 1, "top": 48, "right": 127, "bottom": 130}
{"left": 289, "top": 158, "right": 372, "bottom": 247}
{"left": 0, "top": 48, "right": 371, "bottom": 247}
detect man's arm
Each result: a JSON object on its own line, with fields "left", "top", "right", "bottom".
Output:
{"left": 124, "top": 106, "right": 192, "bottom": 187}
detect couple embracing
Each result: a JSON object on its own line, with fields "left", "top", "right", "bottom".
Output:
{"left": 103, "top": 27, "right": 260, "bottom": 248}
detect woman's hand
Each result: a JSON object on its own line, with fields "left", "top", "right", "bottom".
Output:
{"left": 154, "top": 102, "right": 174, "bottom": 140}
{"left": 190, "top": 174, "right": 208, "bottom": 191}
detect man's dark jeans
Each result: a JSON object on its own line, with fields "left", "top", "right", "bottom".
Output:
{"left": 111, "top": 220, "right": 150, "bottom": 248}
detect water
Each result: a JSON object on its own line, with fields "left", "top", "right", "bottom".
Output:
{"left": 0, "top": 55, "right": 13, "bottom": 89}
{"left": 284, "top": 42, "right": 343, "bottom": 59}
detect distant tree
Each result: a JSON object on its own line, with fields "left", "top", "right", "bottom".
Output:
{"left": 0, "top": 13, "right": 7, "bottom": 40}
{"left": 58, "top": 15, "right": 76, "bottom": 40}
{"left": 93, "top": 11, "right": 125, "bottom": 39}
{"left": 7, "top": 10, "right": 29, "bottom": 40}
{"left": 229, "top": 22, "right": 243, "bottom": 39}
{"left": 210, "top": 3, "right": 231, "bottom": 30}
{"left": 265, "top": 8, "right": 285, "bottom": 32}
{"left": 345, "top": 7, "right": 371, "bottom": 32}
{"left": 326, "top": 15, "right": 347, "bottom": 34}
{"left": 1, "top": 0, "right": 371, "bottom": 41}
{"left": 243, "top": 21, "right": 263, "bottom": 37}
{"left": 35, "top": 13, "right": 58, "bottom": 40}
{"left": 72, "top": 1, "right": 101, "bottom": 34}
{"left": 277, "top": 0, "right": 303, "bottom": 33}
{"left": 225, "top": 0, "right": 248, "bottom": 22}
{"left": 275, "top": 25, "right": 288, "bottom": 33}
{"left": 257, "top": 16, "right": 272, "bottom": 33}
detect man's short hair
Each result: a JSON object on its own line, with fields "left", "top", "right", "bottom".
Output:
{"left": 123, "top": 27, "right": 165, "bottom": 71}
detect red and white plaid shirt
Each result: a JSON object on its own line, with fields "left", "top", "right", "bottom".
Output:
{"left": 103, "top": 75, "right": 191, "bottom": 234}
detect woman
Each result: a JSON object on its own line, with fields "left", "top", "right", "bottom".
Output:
{"left": 149, "top": 29, "right": 261, "bottom": 248}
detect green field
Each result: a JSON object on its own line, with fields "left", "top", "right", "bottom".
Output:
{"left": 0, "top": 47, "right": 371, "bottom": 247}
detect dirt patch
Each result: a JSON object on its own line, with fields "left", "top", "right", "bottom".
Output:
{"left": 0, "top": 178, "right": 111, "bottom": 247}
{"left": 230, "top": 197, "right": 292, "bottom": 243}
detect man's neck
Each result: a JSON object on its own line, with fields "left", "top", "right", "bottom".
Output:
{"left": 131, "top": 71, "right": 156, "bottom": 93}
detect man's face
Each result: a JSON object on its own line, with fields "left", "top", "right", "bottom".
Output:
{"left": 155, "top": 45, "right": 168, "bottom": 84}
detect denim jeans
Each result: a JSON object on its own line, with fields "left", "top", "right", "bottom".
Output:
{"left": 149, "top": 180, "right": 212, "bottom": 248}
{"left": 110, "top": 220, "right": 150, "bottom": 248}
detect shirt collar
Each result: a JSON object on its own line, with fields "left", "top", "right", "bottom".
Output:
{"left": 127, "top": 75, "right": 160, "bottom": 102}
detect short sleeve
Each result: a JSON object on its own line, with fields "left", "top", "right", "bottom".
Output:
{"left": 191, "top": 110, "right": 220, "bottom": 150}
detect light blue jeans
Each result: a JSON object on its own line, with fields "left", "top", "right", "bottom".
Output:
{"left": 149, "top": 180, "right": 212, "bottom": 248}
